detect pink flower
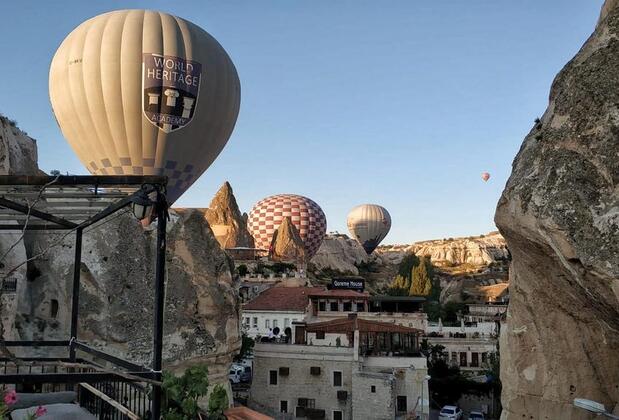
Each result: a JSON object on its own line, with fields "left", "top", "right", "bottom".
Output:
{"left": 35, "top": 406, "right": 47, "bottom": 417}
{"left": 3, "top": 390, "right": 18, "bottom": 405}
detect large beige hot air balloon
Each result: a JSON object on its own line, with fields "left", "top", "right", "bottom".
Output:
{"left": 347, "top": 204, "right": 391, "bottom": 254}
{"left": 49, "top": 10, "right": 240, "bottom": 203}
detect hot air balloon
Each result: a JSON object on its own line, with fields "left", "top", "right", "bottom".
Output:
{"left": 481, "top": 172, "right": 491, "bottom": 182}
{"left": 347, "top": 204, "right": 391, "bottom": 254}
{"left": 248, "top": 194, "right": 327, "bottom": 258}
{"left": 49, "top": 10, "right": 240, "bottom": 204}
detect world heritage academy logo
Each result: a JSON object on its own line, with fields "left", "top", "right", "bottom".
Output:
{"left": 142, "top": 53, "right": 202, "bottom": 133}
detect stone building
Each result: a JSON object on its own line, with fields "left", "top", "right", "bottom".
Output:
{"left": 242, "top": 287, "right": 322, "bottom": 338}
{"left": 307, "top": 290, "right": 428, "bottom": 331}
{"left": 249, "top": 315, "right": 429, "bottom": 420}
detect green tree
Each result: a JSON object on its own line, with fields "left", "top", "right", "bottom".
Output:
{"left": 207, "top": 384, "right": 229, "bottom": 420}
{"left": 387, "top": 274, "right": 408, "bottom": 295}
{"left": 398, "top": 253, "right": 420, "bottom": 278}
{"left": 161, "top": 364, "right": 210, "bottom": 420}
{"left": 237, "top": 264, "right": 249, "bottom": 277}
{"left": 234, "top": 334, "right": 255, "bottom": 362}
{"left": 410, "top": 261, "right": 431, "bottom": 296}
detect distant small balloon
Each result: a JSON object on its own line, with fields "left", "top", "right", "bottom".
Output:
{"left": 482, "top": 172, "right": 491, "bottom": 182}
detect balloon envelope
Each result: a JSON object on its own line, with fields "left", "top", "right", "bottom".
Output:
{"left": 347, "top": 204, "right": 391, "bottom": 254}
{"left": 248, "top": 194, "right": 327, "bottom": 258}
{"left": 482, "top": 172, "right": 491, "bottom": 182}
{"left": 49, "top": 10, "right": 240, "bottom": 203}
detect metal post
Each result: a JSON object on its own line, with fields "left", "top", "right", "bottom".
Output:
{"left": 69, "top": 228, "right": 83, "bottom": 361}
{"left": 151, "top": 197, "right": 167, "bottom": 420}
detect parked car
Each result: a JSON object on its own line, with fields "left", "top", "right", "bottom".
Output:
{"left": 438, "top": 405, "right": 463, "bottom": 420}
{"left": 468, "top": 412, "right": 485, "bottom": 420}
{"left": 228, "top": 365, "right": 244, "bottom": 384}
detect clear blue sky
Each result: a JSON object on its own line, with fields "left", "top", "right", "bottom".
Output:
{"left": 0, "top": 1, "right": 603, "bottom": 243}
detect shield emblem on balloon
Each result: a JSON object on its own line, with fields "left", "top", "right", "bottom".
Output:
{"left": 142, "top": 53, "right": 202, "bottom": 133}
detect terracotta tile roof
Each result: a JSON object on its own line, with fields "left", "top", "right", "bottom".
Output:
{"left": 243, "top": 287, "right": 323, "bottom": 312}
{"left": 306, "top": 316, "right": 423, "bottom": 334}
{"left": 225, "top": 406, "right": 274, "bottom": 420}
{"left": 308, "top": 289, "right": 369, "bottom": 299}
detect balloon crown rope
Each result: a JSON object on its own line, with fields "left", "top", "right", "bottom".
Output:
{"left": 0, "top": 175, "right": 169, "bottom": 420}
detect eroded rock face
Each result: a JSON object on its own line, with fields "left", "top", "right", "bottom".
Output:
{"left": 0, "top": 119, "right": 241, "bottom": 395}
{"left": 202, "top": 181, "right": 254, "bottom": 249}
{"left": 495, "top": 2, "right": 619, "bottom": 418}
{"left": 378, "top": 232, "right": 509, "bottom": 267}
{"left": 0, "top": 116, "right": 41, "bottom": 175}
{"left": 311, "top": 234, "right": 371, "bottom": 275}
{"left": 270, "top": 216, "right": 306, "bottom": 263}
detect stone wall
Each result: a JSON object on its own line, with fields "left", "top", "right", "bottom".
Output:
{"left": 351, "top": 370, "right": 395, "bottom": 420}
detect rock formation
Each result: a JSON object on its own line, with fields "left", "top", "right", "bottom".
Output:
{"left": 201, "top": 181, "right": 254, "bottom": 249}
{"left": 310, "top": 234, "right": 371, "bottom": 275}
{"left": 0, "top": 115, "right": 42, "bottom": 175}
{"left": 495, "top": 2, "right": 619, "bottom": 417}
{"left": 0, "top": 118, "right": 241, "bottom": 399}
{"left": 269, "top": 216, "right": 306, "bottom": 264}
{"left": 379, "top": 232, "right": 510, "bottom": 267}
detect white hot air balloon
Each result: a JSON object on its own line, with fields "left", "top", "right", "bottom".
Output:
{"left": 347, "top": 204, "right": 391, "bottom": 254}
{"left": 49, "top": 10, "right": 240, "bottom": 204}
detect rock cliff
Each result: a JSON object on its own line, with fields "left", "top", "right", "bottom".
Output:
{"left": 270, "top": 216, "right": 306, "bottom": 263}
{"left": 0, "top": 118, "right": 241, "bottom": 396}
{"left": 379, "top": 232, "right": 509, "bottom": 267}
{"left": 310, "top": 234, "right": 372, "bottom": 275}
{"left": 495, "top": 1, "right": 619, "bottom": 418}
{"left": 201, "top": 182, "right": 254, "bottom": 249}
{"left": 0, "top": 115, "right": 41, "bottom": 175}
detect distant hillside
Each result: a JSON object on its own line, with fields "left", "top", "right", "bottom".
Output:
{"left": 309, "top": 231, "right": 510, "bottom": 301}
{"left": 377, "top": 231, "right": 510, "bottom": 267}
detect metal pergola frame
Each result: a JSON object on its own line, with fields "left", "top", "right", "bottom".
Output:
{"left": 0, "top": 175, "right": 169, "bottom": 419}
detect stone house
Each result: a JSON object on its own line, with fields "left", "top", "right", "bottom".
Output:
{"left": 249, "top": 315, "right": 429, "bottom": 420}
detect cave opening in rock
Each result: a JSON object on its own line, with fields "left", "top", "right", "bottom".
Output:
{"left": 50, "top": 299, "right": 59, "bottom": 318}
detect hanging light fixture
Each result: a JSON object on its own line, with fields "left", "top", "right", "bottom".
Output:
{"left": 131, "top": 185, "right": 155, "bottom": 221}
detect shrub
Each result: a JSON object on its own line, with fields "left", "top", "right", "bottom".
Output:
{"left": 161, "top": 364, "right": 209, "bottom": 420}
{"left": 207, "top": 384, "right": 229, "bottom": 420}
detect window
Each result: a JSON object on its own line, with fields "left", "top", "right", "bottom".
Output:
{"left": 244, "top": 317, "right": 250, "bottom": 325}
{"left": 265, "top": 319, "right": 270, "bottom": 329}
{"left": 333, "top": 371, "right": 342, "bottom": 387}
{"left": 252, "top": 317, "right": 258, "bottom": 327}
{"left": 297, "top": 398, "right": 315, "bottom": 408}
{"left": 319, "top": 301, "right": 326, "bottom": 311}
{"left": 356, "top": 302, "right": 365, "bottom": 312}
{"left": 471, "top": 352, "right": 479, "bottom": 367}
{"left": 482, "top": 352, "right": 488, "bottom": 364}
{"left": 460, "top": 352, "right": 467, "bottom": 367}
{"left": 273, "top": 319, "right": 278, "bottom": 329}
{"left": 333, "top": 410, "right": 343, "bottom": 420}
{"left": 269, "top": 370, "right": 278, "bottom": 385}
{"left": 396, "top": 396, "right": 407, "bottom": 412}
{"left": 284, "top": 318, "right": 290, "bottom": 328}
{"left": 371, "top": 385, "right": 376, "bottom": 393}
{"left": 330, "top": 301, "right": 339, "bottom": 311}
{"left": 280, "top": 400, "right": 288, "bottom": 413}
{"left": 343, "top": 301, "right": 352, "bottom": 311}
{"left": 451, "top": 352, "right": 457, "bottom": 362}
{"left": 316, "top": 331, "right": 325, "bottom": 339}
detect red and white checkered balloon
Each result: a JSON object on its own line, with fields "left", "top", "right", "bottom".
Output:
{"left": 248, "top": 194, "right": 327, "bottom": 258}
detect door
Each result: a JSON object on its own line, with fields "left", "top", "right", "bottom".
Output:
{"left": 295, "top": 325, "right": 306, "bottom": 344}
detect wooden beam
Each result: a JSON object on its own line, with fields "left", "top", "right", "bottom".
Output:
{"left": 79, "top": 383, "right": 140, "bottom": 420}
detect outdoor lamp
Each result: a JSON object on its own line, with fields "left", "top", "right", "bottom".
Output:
{"left": 131, "top": 186, "right": 155, "bottom": 221}
{"left": 573, "top": 398, "right": 619, "bottom": 419}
